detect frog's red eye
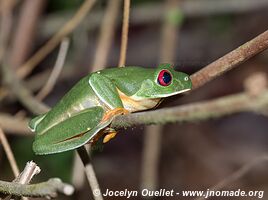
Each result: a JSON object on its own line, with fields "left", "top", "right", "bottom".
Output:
{"left": 157, "top": 70, "right": 172, "bottom": 86}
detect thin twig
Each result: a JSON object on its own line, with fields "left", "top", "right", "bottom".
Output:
{"left": 14, "top": 161, "right": 41, "bottom": 200}
{"left": 91, "top": 0, "right": 121, "bottom": 72}
{"left": 15, "top": 161, "right": 41, "bottom": 185}
{"left": 72, "top": 152, "right": 86, "bottom": 189}
{"left": 0, "top": 128, "right": 20, "bottom": 177}
{"left": 0, "top": 178, "right": 74, "bottom": 198}
{"left": 195, "top": 155, "right": 268, "bottom": 200}
{"left": 118, "top": 0, "right": 130, "bottom": 67}
{"left": 77, "top": 146, "right": 103, "bottom": 200}
{"left": 17, "top": 0, "right": 96, "bottom": 78}
{"left": 36, "top": 37, "right": 70, "bottom": 100}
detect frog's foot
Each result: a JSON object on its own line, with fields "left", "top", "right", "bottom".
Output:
{"left": 103, "top": 129, "right": 117, "bottom": 143}
{"left": 101, "top": 107, "right": 129, "bottom": 123}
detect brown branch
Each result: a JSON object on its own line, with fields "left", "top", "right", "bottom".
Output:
{"left": 190, "top": 30, "right": 268, "bottom": 89}
{"left": 17, "top": 0, "right": 96, "bottom": 78}
{"left": 118, "top": 0, "right": 131, "bottom": 67}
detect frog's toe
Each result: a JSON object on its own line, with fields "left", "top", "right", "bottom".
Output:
{"left": 103, "top": 129, "right": 117, "bottom": 143}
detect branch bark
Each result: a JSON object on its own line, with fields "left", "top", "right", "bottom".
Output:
{"left": 0, "top": 178, "right": 74, "bottom": 198}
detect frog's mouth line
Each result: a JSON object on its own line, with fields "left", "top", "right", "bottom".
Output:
{"left": 159, "top": 88, "right": 191, "bottom": 98}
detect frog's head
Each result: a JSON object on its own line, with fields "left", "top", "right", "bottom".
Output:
{"left": 133, "top": 63, "right": 192, "bottom": 99}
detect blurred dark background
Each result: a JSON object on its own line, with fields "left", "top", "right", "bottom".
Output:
{"left": 1, "top": 0, "right": 268, "bottom": 199}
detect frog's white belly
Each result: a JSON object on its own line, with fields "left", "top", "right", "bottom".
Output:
{"left": 118, "top": 90, "right": 161, "bottom": 113}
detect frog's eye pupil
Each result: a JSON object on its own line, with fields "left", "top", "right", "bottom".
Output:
{"left": 157, "top": 70, "right": 172, "bottom": 86}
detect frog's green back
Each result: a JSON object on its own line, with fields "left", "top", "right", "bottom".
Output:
{"left": 99, "top": 67, "right": 154, "bottom": 96}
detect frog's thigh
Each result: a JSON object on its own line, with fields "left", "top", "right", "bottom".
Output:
{"left": 88, "top": 73, "right": 123, "bottom": 109}
{"left": 33, "top": 106, "right": 109, "bottom": 155}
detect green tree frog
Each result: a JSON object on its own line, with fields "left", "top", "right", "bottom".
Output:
{"left": 29, "top": 63, "right": 192, "bottom": 154}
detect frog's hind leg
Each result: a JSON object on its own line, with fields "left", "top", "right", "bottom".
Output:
{"left": 33, "top": 106, "right": 109, "bottom": 155}
{"left": 33, "top": 107, "right": 129, "bottom": 155}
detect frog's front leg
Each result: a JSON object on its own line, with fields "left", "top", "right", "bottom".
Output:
{"left": 101, "top": 107, "right": 129, "bottom": 122}
{"left": 89, "top": 73, "right": 129, "bottom": 142}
